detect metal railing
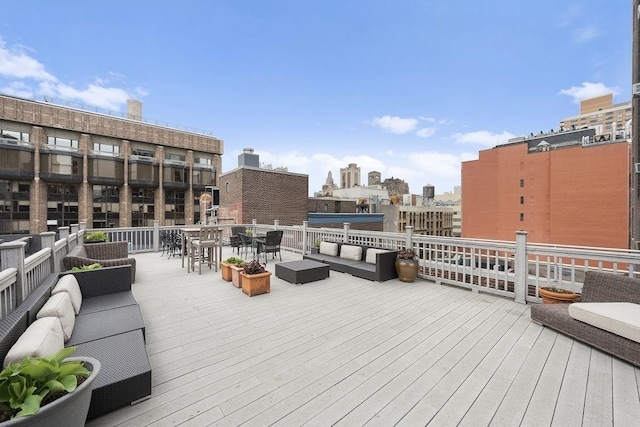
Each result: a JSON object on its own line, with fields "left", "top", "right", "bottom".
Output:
{"left": 1, "top": 221, "right": 639, "bottom": 321}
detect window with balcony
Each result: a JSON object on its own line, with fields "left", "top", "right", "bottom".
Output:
{"left": 0, "top": 180, "right": 30, "bottom": 234}
{"left": 40, "top": 152, "right": 82, "bottom": 182}
{"left": 0, "top": 128, "right": 30, "bottom": 145}
{"left": 46, "top": 183, "right": 79, "bottom": 227}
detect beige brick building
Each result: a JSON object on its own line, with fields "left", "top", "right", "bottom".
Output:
{"left": 0, "top": 94, "right": 223, "bottom": 233}
{"left": 560, "top": 93, "right": 632, "bottom": 138}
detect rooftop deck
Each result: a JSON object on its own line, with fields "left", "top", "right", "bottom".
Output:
{"left": 88, "top": 249, "right": 640, "bottom": 426}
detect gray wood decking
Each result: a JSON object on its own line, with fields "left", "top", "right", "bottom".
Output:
{"left": 87, "top": 249, "right": 640, "bottom": 427}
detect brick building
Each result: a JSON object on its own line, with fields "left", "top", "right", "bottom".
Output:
{"left": 0, "top": 94, "right": 223, "bottom": 233}
{"left": 218, "top": 150, "right": 308, "bottom": 226}
{"left": 461, "top": 128, "right": 630, "bottom": 248}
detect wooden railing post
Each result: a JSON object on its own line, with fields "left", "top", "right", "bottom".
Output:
{"left": 40, "top": 232, "right": 59, "bottom": 274}
{"left": 59, "top": 226, "right": 70, "bottom": 240}
{"left": 514, "top": 231, "right": 528, "bottom": 304}
{"left": 79, "top": 221, "right": 87, "bottom": 231}
{"left": 153, "top": 220, "right": 160, "bottom": 252}
{"left": 252, "top": 219, "right": 257, "bottom": 236}
{"left": 302, "top": 221, "right": 308, "bottom": 254}
{"left": 405, "top": 226, "right": 414, "bottom": 249}
{"left": 343, "top": 223, "right": 350, "bottom": 243}
{"left": 274, "top": 220, "right": 279, "bottom": 230}
{"left": 70, "top": 224, "right": 79, "bottom": 235}
{"left": 0, "top": 241, "right": 27, "bottom": 305}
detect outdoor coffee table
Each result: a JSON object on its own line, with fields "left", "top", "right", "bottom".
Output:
{"left": 275, "top": 260, "right": 330, "bottom": 284}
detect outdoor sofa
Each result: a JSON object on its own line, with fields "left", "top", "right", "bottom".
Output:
{"left": 63, "top": 241, "right": 136, "bottom": 282}
{"left": 0, "top": 265, "right": 151, "bottom": 420}
{"left": 530, "top": 270, "right": 640, "bottom": 367}
{"left": 304, "top": 241, "right": 399, "bottom": 282}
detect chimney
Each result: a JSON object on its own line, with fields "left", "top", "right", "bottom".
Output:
{"left": 126, "top": 99, "right": 143, "bottom": 121}
{"left": 238, "top": 147, "right": 259, "bottom": 168}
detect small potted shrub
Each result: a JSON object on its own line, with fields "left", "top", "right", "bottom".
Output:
{"left": 70, "top": 262, "right": 102, "bottom": 272}
{"left": 538, "top": 286, "right": 580, "bottom": 304}
{"left": 0, "top": 347, "right": 100, "bottom": 426}
{"left": 395, "top": 248, "right": 419, "bottom": 283}
{"left": 240, "top": 259, "right": 271, "bottom": 297}
{"left": 83, "top": 231, "right": 109, "bottom": 244}
{"left": 221, "top": 256, "right": 244, "bottom": 283}
{"left": 311, "top": 238, "right": 322, "bottom": 254}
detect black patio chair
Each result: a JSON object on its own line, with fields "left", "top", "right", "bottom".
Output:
{"left": 230, "top": 226, "right": 247, "bottom": 254}
{"left": 254, "top": 230, "right": 283, "bottom": 264}
{"left": 238, "top": 233, "right": 253, "bottom": 259}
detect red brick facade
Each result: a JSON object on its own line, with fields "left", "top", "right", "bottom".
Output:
{"left": 218, "top": 167, "right": 308, "bottom": 226}
{"left": 462, "top": 141, "right": 629, "bottom": 248}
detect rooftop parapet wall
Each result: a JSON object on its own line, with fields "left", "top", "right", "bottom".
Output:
{"left": 0, "top": 95, "right": 223, "bottom": 154}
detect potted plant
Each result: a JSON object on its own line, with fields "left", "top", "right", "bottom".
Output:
{"left": 240, "top": 259, "right": 271, "bottom": 296}
{"left": 221, "top": 256, "right": 244, "bottom": 283}
{"left": 83, "top": 231, "right": 109, "bottom": 244}
{"left": 395, "top": 248, "right": 419, "bottom": 283}
{"left": 538, "top": 286, "right": 580, "bottom": 304}
{"left": 311, "top": 238, "right": 322, "bottom": 254}
{"left": 70, "top": 262, "right": 102, "bottom": 272}
{"left": 0, "top": 347, "right": 100, "bottom": 427}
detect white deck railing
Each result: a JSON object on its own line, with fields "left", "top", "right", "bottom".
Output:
{"left": 1, "top": 221, "right": 638, "bottom": 320}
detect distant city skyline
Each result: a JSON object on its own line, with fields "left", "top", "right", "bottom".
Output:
{"left": 0, "top": 1, "right": 631, "bottom": 195}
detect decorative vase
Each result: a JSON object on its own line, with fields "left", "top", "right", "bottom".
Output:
{"left": 220, "top": 262, "right": 233, "bottom": 282}
{"left": 240, "top": 271, "right": 272, "bottom": 296}
{"left": 230, "top": 265, "right": 243, "bottom": 288}
{"left": 539, "top": 287, "right": 580, "bottom": 304}
{"left": 395, "top": 258, "right": 419, "bottom": 283}
{"left": 3, "top": 357, "right": 101, "bottom": 427}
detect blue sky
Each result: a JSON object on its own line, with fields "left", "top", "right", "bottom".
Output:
{"left": 0, "top": 1, "right": 631, "bottom": 196}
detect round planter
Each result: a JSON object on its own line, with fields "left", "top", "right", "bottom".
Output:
{"left": 3, "top": 357, "right": 101, "bottom": 427}
{"left": 395, "top": 258, "right": 419, "bottom": 283}
{"left": 539, "top": 287, "right": 580, "bottom": 304}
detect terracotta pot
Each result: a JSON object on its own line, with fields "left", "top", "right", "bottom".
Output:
{"left": 230, "top": 265, "right": 243, "bottom": 288}
{"left": 539, "top": 287, "right": 580, "bottom": 304}
{"left": 220, "top": 262, "right": 233, "bottom": 282}
{"left": 395, "top": 258, "right": 419, "bottom": 283}
{"left": 240, "top": 271, "right": 271, "bottom": 296}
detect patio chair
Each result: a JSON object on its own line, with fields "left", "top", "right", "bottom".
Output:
{"left": 238, "top": 232, "right": 253, "bottom": 259}
{"left": 230, "top": 226, "right": 247, "bottom": 254}
{"left": 254, "top": 230, "right": 283, "bottom": 264}
{"left": 190, "top": 226, "right": 221, "bottom": 274}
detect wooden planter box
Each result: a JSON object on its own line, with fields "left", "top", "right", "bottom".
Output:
{"left": 240, "top": 271, "right": 272, "bottom": 297}
{"left": 220, "top": 262, "right": 233, "bottom": 282}
{"left": 230, "top": 265, "right": 243, "bottom": 288}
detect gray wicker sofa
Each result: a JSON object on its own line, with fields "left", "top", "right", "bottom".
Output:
{"left": 530, "top": 271, "right": 640, "bottom": 367}
{"left": 0, "top": 265, "right": 151, "bottom": 420}
{"left": 304, "top": 242, "right": 399, "bottom": 282}
{"left": 63, "top": 241, "right": 136, "bottom": 282}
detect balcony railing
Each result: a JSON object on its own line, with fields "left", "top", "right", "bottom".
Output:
{"left": 1, "top": 221, "right": 639, "bottom": 320}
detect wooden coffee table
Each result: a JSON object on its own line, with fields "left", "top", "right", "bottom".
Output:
{"left": 275, "top": 260, "right": 330, "bottom": 284}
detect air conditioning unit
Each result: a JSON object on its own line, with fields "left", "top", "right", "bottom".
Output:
{"left": 634, "top": 82, "right": 640, "bottom": 96}
{"left": 635, "top": 163, "right": 640, "bottom": 174}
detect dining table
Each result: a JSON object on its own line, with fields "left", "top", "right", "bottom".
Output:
{"left": 180, "top": 226, "right": 223, "bottom": 272}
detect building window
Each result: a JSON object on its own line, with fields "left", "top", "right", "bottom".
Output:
{"left": 520, "top": 213, "right": 524, "bottom": 221}
{"left": 520, "top": 179, "right": 524, "bottom": 188}
{"left": 335, "top": 201, "right": 341, "bottom": 213}
{"left": 93, "top": 142, "right": 120, "bottom": 155}
{"left": 47, "top": 136, "right": 78, "bottom": 150}
{"left": 520, "top": 196, "right": 524, "bottom": 204}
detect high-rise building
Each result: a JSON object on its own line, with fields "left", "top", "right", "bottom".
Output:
{"left": 368, "top": 171, "right": 381, "bottom": 186}
{"left": 560, "top": 93, "right": 631, "bottom": 138}
{"left": 340, "top": 163, "right": 360, "bottom": 188}
{"left": 0, "top": 94, "right": 222, "bottom": 233}
{"left": 461, "top": 128, "right": 630, "bottom": 248}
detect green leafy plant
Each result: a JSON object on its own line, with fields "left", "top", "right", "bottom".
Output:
{"left": 0, "top": 347, "right": 89, "bottom": 420}
{"left": 70, "top": 262, "right": 102, "bottom": 272}
{"left": 314, "top": 238, "right": 322, "bottom": 247}
{"left": 224, "top": 256, "right": 245, "bottom": 266}
{"left": 83, "top": 231, "right": 109, "bottom": 243}
{"left": 397, "top": 249, "right": 417, "bottom": 260}
{"left": 242, "top": 259, "right": 266, "bottom": 275}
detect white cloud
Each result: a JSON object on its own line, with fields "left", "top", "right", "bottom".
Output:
{"left": 53, "top": 82, "right": 130, "bottom": 111}
{"left": 1, "top": 81, "right": 34, "bottom": 98}
{"left": 0, "top": 40, "right": 56, "bottom": 81}
{"left": 416, "top": 127, "right": 436, "bottom": 138}
{"left": 370, "top": 115, "right": 418, "bottom": 134}
{"left": 452, "top": 130, "right": 516, "bottom": 147}
{"left": 573, "top": 25, "right": 600, "bottom": 43}
{"left": 419, "top": 116, "right": 436, "bottom": 123}
{"left": 559, "top": 82, "right": 619, "bottom": 103}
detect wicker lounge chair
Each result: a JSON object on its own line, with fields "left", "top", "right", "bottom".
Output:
{"left": 63, "top": 241, "right": 136, "bottom": 282}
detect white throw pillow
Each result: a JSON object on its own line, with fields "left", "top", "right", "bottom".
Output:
{"left": 365, "top": 248, "right": 388, "bottom": 264}
{"left": 340, "top": 245, "right": 363, "bottom": 261}
{"left": 37, "top": 292, "right": 75, "bottom": 342}
{"left": 568, "top": 302, "right": 640, "bottom": 344}
{"left": 4, "top": 317, "right": 64, "bottom": 367}
{"left": 51, "top": 274, "right": 82, "bottom": 315}
{"left": 319, "top": 241, "right": 339, "bottom": 256}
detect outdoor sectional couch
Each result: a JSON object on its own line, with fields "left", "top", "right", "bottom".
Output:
{"left": 63, "top": 241, "right": 136, "bottom": 283}
{"left": 304, "top": 241, "right": 399, "bottom": 282}
{"left": 530, "top": 270, "right": 640, "bottom": 367}
{"left": 0, "top": 265, "right": 151, "bottom": 420}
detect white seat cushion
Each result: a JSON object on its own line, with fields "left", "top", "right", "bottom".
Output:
{"left": 340, "top": 245, "right": 363, "bottom": 261}
{"left": 37, "top": 292, "right": 76, "bottom": 342}
{"left": 51, "top": 274, "right": 82, "bottom": 315}
{"left": 319, "top": 241, "right": 338, "bottom": 256}
{"left": 4, "top": 317, "right": 64, "bottom": 367}
{"left": 568, "top": 302, "right": 640, "bottom": 343}
{"left": 365, "top": 248, "right": 388, "bottom": 264}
